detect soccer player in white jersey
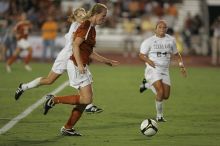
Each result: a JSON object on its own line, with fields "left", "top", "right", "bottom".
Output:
{"left": 14, "top": 8, "right": 103, "bottom": 113}
{"left": 139, "top": 20, "right": 187, "bottom": 122}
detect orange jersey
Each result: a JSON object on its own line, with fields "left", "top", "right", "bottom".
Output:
{"left": 71, "top": 20, "right": 96, "bottom": 66}
{"left": 15, "top": 21, "right": 31, "bottom": 40}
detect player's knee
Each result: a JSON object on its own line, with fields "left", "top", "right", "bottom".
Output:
{"left": 163, "top": 92, "right": 170, "bottom": 100}
{"left": 163, "top": 95, "right": 169, "bottom": 100}
{"left": 74, "top": 105, "right": 87, "bottom": 113}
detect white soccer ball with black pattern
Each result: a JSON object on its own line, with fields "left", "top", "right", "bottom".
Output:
{"left": 140, "top": 119, "right": 158, "bottom": 137}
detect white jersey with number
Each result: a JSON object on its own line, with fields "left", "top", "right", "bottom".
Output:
{"left": 140, "top": 34, "right": 178, "bottom": 69}
{"left": 52, "top": 22, "right": 80, "bottom": 74}
{"left": 140, "top": 34, "right": 178, "bottom": 86}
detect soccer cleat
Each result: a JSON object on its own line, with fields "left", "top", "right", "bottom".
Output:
{"left": 43, "top": 95, "right": 55, "bottom": 115}
{"left": 25, "top": 65, "right": 32, "bottom": 71}
{"left": 156, "top": 117, "right": 167, "bottom": 122}
{"left": 60, "top": 126, "right": 82, "bottom": 136}
{"left": 85, "top": 105, "right": 103, "bottom": 114}
{"left": 139, "top": 78, "right": 148, "bottom": 93}
{"left": 15, "top": 83, "right": 24, "bottom": 100}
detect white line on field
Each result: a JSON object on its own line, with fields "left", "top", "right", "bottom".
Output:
{"left": 0, "top": 81, "right": 69, "bottom": 135}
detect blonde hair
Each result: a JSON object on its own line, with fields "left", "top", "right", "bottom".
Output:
{"left": 155, "top": 20, "right": 167, "bottom": 29}
{"left": 84, "top": 3, "right": 107, "bottom": 19}
{"left": 67, "top": 8, "right": 86, "bottom": 22}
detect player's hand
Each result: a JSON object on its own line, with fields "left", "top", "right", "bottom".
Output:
{"left": 105, "top": 60, "right": 120, "bottom": 66}
{"left": 147, "top": 60, "right": 155, "bottom": 68}
{"left": 78, "top": 65, "right": 85, "bottom": 74}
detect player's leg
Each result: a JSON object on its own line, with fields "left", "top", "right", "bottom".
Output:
{"left": 44, "top": 84, "right": 93, "bottom": 136}
{"left": 60, "top": 104, "right": 86, "bottom": 136}
{"left": 15, "top": 71, "right": 61, "bottom": 100}
{"left": 43, "top": 90, "right": 87, "bottom": 115}
{"left": 6, "top": 47, "right": 21, "bottom": 72}
{"left": 23, "top": 47, "right": 33, "bottom": 71}
{"left": 152, "top": 80, "right": 166, "bottom": 122}
{"left": 162, "top": 83, "right": 170, "bottom": 100}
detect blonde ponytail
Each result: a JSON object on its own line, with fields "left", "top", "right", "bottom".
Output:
{"left": 67, "top": 8, "right": 86, "bottom": 23}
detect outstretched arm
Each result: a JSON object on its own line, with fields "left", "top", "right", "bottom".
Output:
{"left": 173, "top": 52, "right": 187, "bottom": 77}
{"left": 90, "top": 51, "right": 119, "bottom": 66}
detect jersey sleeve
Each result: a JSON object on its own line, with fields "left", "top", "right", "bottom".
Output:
{"left": 74, "top": 20, "right": 90, "bottom": 39}
{"left": 140, "top": 39, "right": 150, "bottom": 54}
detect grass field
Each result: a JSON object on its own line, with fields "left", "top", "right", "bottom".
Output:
{"left": 0, "top": 62, "right": 220, "bottom": 146}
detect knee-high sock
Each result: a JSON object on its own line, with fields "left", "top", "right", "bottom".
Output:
{"left": 7, "top": 56, "right": 17, "bottom": 65}
{"left": 54, "top": 95, "right": 80, "bottom": 105}
{"left": 155, "top": 100, "right": 163, "bottom": 118}
{"left": 24, "top": 52, "right": 32, "bottom": 64}
{"left": 64, "top": 106, "right": 86, "bottom": 129}
{"left": 21, "top": 77, "right": 42, "bottom": 91}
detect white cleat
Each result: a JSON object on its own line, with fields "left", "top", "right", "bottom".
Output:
{"left": 25, "top": 65, "right": 32, "bottom": 71}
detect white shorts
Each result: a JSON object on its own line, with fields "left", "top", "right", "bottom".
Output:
{"left": 51, "top": 48, "right": 72, "bottom": 74}
{"left": 144, "top": 65, "right": 171, "bottom": 86}
{"left": 17, "top": 39, "right": 31, "bottom": 50}
{"left": 51, "top": 60, "right": 68, "bottom": 74}
{"left": 67, "top": 60, "right": 93, "bottom": 89}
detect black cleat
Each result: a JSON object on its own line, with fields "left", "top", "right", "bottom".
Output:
{"left": 15, "top": 83, "right": 24, "bottom": 100}
{"left": 139, "top": 78, "right": 147, "bottom": 93}
{"left": 60, "top": 126, "right": 82, "bottom": 136}
{"left": 43, "top": 95, "right": 55, "bottom": 115}
{"left": 156, "top": 117, "right": 167, "bottom": 122}
{"left": 85, "top": 105, "right": 103, "bottom": 114}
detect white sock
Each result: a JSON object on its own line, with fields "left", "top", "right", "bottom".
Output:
{"left": 21, "top": 77, "right": 42, "bottom": 91}
{"left": 155, "top": 100, "right": 163, "bottom": 118}
{"left": 85, "top": 103, "right": 93, "bottom": 109}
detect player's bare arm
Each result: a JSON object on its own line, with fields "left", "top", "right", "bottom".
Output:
{"left": 139, "top": 53, "right": 155, "bottom": 68}
{"left": 90, "top": 51, "right": 119, "bottom": 66}
{"left": 173, "top": 53, "right": 187, "bottom": 77}
{"left": 73, "top": 36, "right": 85, "bottom": 74}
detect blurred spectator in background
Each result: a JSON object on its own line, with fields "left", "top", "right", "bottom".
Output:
{"left": 164, "top": 1, "right": 178, "bottom": 36}
{"left": 122, "top": 17, "right": 136, "bottom": 58}
{"left": 0, "top": 0, "right": 9, "bottom": 14}
{"left": 0, "top": 20, "right": 8, "bottom": 61}
{"left": 128, "top": 0, "right": 140, "bottom": 18}
{"left": 6, "top": 12, "right": 33, "bottom": 73}
{"left": 182, "top": 12, "right": 193, "bottom": 54}
{"left": 174, "top": 30, "right": 184, "bottom": 53}
{"left": 140, "top": 14, "right": 154, "bottom": 39}
{"left": 211, "top": 16, "right": 220, "bottom": 65}
{"left": 41, "top": 16, "right": 58, "bottom": 61}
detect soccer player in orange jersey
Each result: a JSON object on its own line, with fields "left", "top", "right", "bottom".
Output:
{"left": 14, "top": 8, "right": 103, "bottom": 114}
{"left": 43, "top": 3, "right": 119, "bottom": 136}
{"left": 6, "top": 12, "right": 33, "bottom": 73}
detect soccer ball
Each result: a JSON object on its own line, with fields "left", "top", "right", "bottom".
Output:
{"left": 140, "top": 119, "right": 158, "bottom": 137}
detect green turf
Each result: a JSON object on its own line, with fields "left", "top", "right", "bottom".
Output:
{"left": 0, "top": 62, "right": 220, "bottom": 146}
